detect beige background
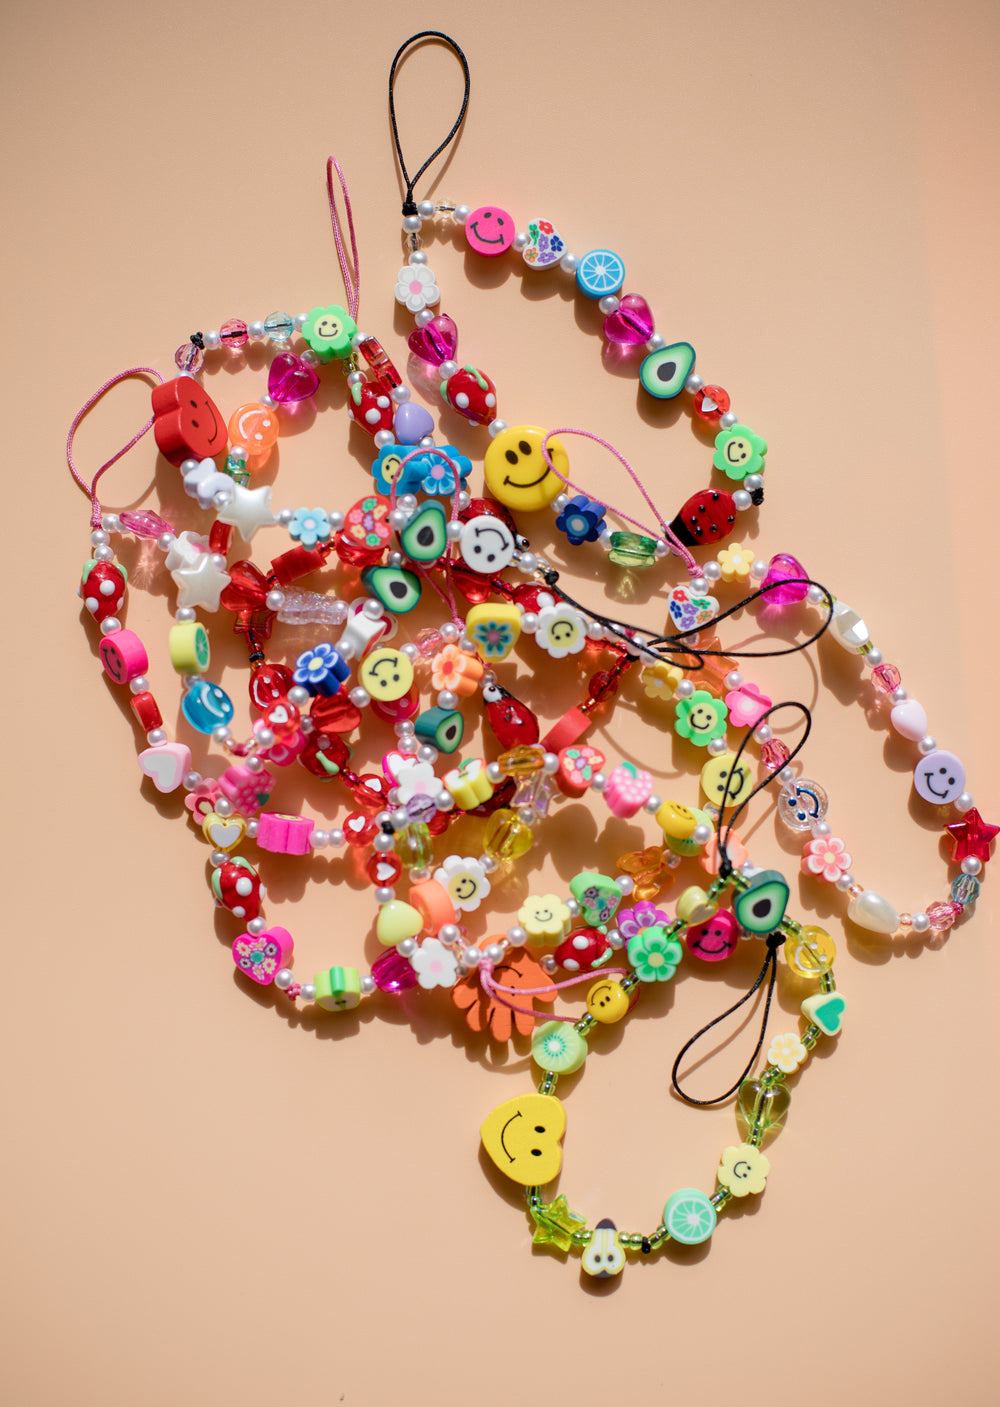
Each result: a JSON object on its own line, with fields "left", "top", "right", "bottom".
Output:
{"left": 4, "top": 2, "right": 998, "bottom": 1404}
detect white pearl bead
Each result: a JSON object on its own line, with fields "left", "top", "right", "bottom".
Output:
{"left": 98, "top": 616, "right": 121, "bottom": 635}
{"left": 454, "top": 205, "right": 470, "bottom": 224}
{"left": 910, "top": 912, "right": 930, "bottom": 933}
{"left": 644, "top": 794, "right": 662, "bottom": 814}
{"left": 329, "top": 828, "right": 345, "bottom": 847}
{"left": 360, "top": 975, "right": 377, "bottom": 997}
{"left": 733, "top": 490, "right": 752, "bottom": 511}
{"left": 461, "top": 946, "right": 481, "bottom": 967}
{"left": 719, "top": 411, "right": 738, "bottom": 428}
{"left": 255, "top": 728, "right": 275, "bottom": 748}
{"left": 275, "top": 968, "right": 294, "bottom": 990}
{"left": 703, "top": 561, "right": 723, "bottom": 581}
{"left": 692, "top": 822, "right": 712, "bottom": 844}
{"left": 617, "top": 876, "right": 634, "bottom": 895}
{"left": 590, "top": 772, "right": 606, "bottom": 792}
{"left": 754, "top": 724, "right": 772, "bottom": 743}
{"left": 437, "top": 689, "right": 458, "bottom": 710}
{"left": 408, "top": 249, "right": 428, "bottom": 266}
{"left": 778, "top": 766, "right": 795, "bottom": 785}
{"left": 707, "top": 738, "right": 728, "bottom": 757}
{"left": 349, "top": 687, "right": 370, "bottom": 708}
{"left": 675, "top": 680, "right": 695, "bottom": 699}
{"left": 312, "top": 830, "right": 329, "bottom": 848}
{"left": 146, "top": 728, "right": 166, "bottom": 746}
{"left": 961, "top": 856, "right": 982, "bottom": 875}
{"left": 750, "top": 559, "right": 768, "bottom": 582}
{"left": 645, "top": 333, "right": 666, "bottom": 351}
{"left": 210, "top": 850, "right": 228, "bottom": 867}
{"left": 245, "top": 756, "right": 263, "bottom": 773}
{"left": 248, "top": 321, "right": 265, "bottom": 340}
{"left": 245, "top": 820, "right": 258, "bottom": 839}
{"left": 690, "top": 576, "right": 708, "bottom": 594}
{"left": 390, "top": 384, "right": 411, "bottom": 403}
{"left": 654, "top": 539, "right": 669, "bottom": 559}
{"left": 890, "top": 687, "right": 909, "bottom": 704}
{"left": 553, "top": 493, "right": 569, "bottom": 512}
{"left": 375, "top": 887, "right": 396, "bottom": 905}
{"left": 90, "top": 528, "right": 109, "bottom": 546}
{"left": 265, "top": 590, "right": 285, "bottom": 612}
{"left": 685, "top": 373, "right": 703, "bottom": 393}
{"left": 835, "top": 871, "right": 855, "bottom": 891}
{"left": 300, "top": 984, "right": 316, "bottom": 1002}
{"left": 598, "top": 295, "right": 620, "bottom": 315}
{"left": 806, "top": 585, "right": 826, "bottom": 606}
{"left": 518, "top": 552, "right": 538, "bottom": 573}
{"left": 93, "top": 544, "right": 115, "bottom": 562}
{"left": 559, "top": 253, "right": 579, "bottom": 273}
{"left": 346, "top": 369, "right": 364, "bottom": 387}
{"left": 417, "top": 199, "right": 436, "bottom": 219}
{"left": 506, "top": 925, "right": 528, "bottom": 946}
{"left": 744, "top": 474, "right": 763, "bottom": 493}
{"left": 917, "top": 736, "right": 938, "bottom": 755}
{"left": 402, "top": 214, "right": 422, "bottom": 233}
{"left": 725, "top": 671, "right": 743, "bottom": 689}
{"left": 287, "top": 686, "right": 309, "bottom": 707}
{"left": 866, "top": 647, "right": 883, "bottom": 667}
{"left": 373, "top": 429, "right": 394, "bottom": 449}
{"left": 484, "top": 944, "right": 504, "bottom": 964}
{"left": 436, "top": 791, "right": 454, "bottom": 811}
{"left": 439, "top": 359, "right": 459, "bottom": 379}
{"left": 955, "top": 791, "right": 975, "bottom": 812}
{"left": 487, "top": 418, "right": 508, "bottom": 438}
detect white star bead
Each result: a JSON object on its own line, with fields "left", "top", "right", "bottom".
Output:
{"left": 171, "top": 552, "right": 231, "bottom": 611}
{"left": 216, "top": 483, "right": 277, "bottom": 542}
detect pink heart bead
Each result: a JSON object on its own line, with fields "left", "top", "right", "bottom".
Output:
{"left": 762, "top": 554, "right": 809, "bottom": 605}
{"left": 268, "top": 352, "right": 320, "bottom": 403}
{"left": 407, "top": 314, "right": 458, "bottom": 366}
{"left": 603, "top": 294, "right": 654, "bottom": 346}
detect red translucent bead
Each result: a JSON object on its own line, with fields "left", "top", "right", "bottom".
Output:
{"left": 334, "top": 536, "right": 385, "bottom": 568}
{"left": 871, "top": 662, "right": 902, "bottom": 695}
{"left": 541, "top": 706, "right": 590, "bottom": 752}
{"left": 343, "top": 811, "right": 377, "bottom": 847}
{"left": 358, "top": 336, "right": 402, "bottom": 390}
{"left": 311, "top": 694, "right": 363, "bottom": 735}
{"left": 130, "top": 691, "right": 162, "bottom": 730}
{"left": 428, "top": 809, "right": 451, "bottom": 836}
{"left": 299, "top": 732, "right": 351, "bottom": 779}
{"left": 249, "top": 663, "right": 295, "bottom": 710}
{"left": 209, "top": 520, "right": 233, "bottom": 555}
{"left": 353, "top": 774, "right": 392, "bottom": 812}
{"left": 760, "top": 738, "right": 791, "bottom": 772}
{"left": 370, "top": 687, "right": 420, "bottom": 723}
{"left": 270, "top": 545, "right": 328, "bottom": 586}
{"left": 263, "top": 698, "right": 300, "bottom": 739}
{"left": 588, "top": 670, "right": 619, "bottom": 703}
{"left": 693, "top": 384, "right": 731, "bottom": 423}
{"left": 366, "top": 850, "right": 403, "bottom": 887}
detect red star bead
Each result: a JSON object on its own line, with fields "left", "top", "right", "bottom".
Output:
{"left": 944, "top": 809, "right": 999, "bottom": 864}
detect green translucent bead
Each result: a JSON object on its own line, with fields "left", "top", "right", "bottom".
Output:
{"left": 394, "top": 822, "right": 433, "bottom": 870}
{"left": 736, "top": 1078, "right": 791, "bottom": 1146}
{"left": 483, "top": 807, "right": 534, "bottom": 862}
{"left": 607, "top": 531, "right": 657, "bottom": 568}
{"left": 801, "top": 1025, "right": 821, "bottom": 1049}
{"left": 572, "top": 1229, "right": 591, "bottom": 1245}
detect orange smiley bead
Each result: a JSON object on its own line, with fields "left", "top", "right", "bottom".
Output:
{"left": 228, "top": 402, "right": 280, "bottom": 467}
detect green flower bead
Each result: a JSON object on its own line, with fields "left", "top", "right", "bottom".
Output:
{"left": 712, "top": 424, "right": 767, "bottom": 482}
{"left": 532, "top": 1021, "right": 588, "bottom": 1074}
{"left": 674, "top": 690, "right": 728, "bottom": 747}
{"left": 302, "top": 303, "right": 358, "bottom": 362}
{"left": 627, "top": 925, "right": 683, "bottom": 982}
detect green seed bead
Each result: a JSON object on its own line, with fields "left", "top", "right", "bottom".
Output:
{"left": 538, "top": 1072, "right": 558, "bottom": 1096}
{"left": 711, "top": 1187, "right": 733, "bottom": 1210}
{"left": 801, "top": 1024, "right": 821, "bottom": 1049}
{"left": 572, "top": 1229, "right": 591, "bottom": 1245}
{"left": 821, "top": 971, "right": 837, "bottom": 993}
{"left": 574, "top": 1013, "right": 596, "bottom": 1036}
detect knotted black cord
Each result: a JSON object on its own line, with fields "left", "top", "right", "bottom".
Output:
{"left": 388, "top": 32, "right": 471, "bottom": 215}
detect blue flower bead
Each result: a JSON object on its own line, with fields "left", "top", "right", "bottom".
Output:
{"left": 555, "top": 494, "right": 606, "bottom": 547}
{"left": 289, "top": 506, "right": 332, "bottom": 549}
{"left": 293, "top": 642, "right": 350, "bottom": 697}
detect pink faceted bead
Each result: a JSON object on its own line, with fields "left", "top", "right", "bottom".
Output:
{"left": 220, "top": 318, "right": 249, "bottom": 349}
{"left": 871, "top": 662, "right": 902, "bottom": 695}
{"left": 175, "top": 342, "right": 204, "bottom": 374}
{"left": 760, "top": 738, "right": 791, "bottom": 772}
{"left": 927, "top": 901, "right": 961, "bottom": 933}
{"left": 119, "top": 509, "right": 175, "bottom": 539}
{"left": 603, "top": 294, "right": 654, "bottom": 346}
{"left": 408, "top": 314, "right": 458, "bottom": 366}
{"left": 762, "top": 553, "right": 809, "bottom": 605}
{"left": 371, "top": 948, "right": 419, "bottom": 994}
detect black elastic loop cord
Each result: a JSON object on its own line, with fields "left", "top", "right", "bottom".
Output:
{"left": 540, "top": 571, "right": 834, "bottom": 672}
{"left": 388, "top": 32, "right": 471, "bottom": 215}
{"left": 671, "top": 934, "right": 783, "bottom": 1106}
{"left": 715, "top": 699, "right": 813, "bottom": 879}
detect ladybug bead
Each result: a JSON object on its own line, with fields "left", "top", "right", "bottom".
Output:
{"left": 669, "top": 488, "right": 737, "bottom": 547}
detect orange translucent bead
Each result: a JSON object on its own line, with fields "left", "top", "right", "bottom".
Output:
{"left": 228, "top": 402, "right": 280, "bottom": 467}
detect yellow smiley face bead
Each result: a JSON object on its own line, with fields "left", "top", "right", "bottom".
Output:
{"left": 656, "top": 799, "right": 698, "bottom": 841}
{"left": 480, "top": 1093, "right": 566, "bottom": 1186}
{"left": 701, "top": 752, "right": 754, "bottom": 809}
{"left": 483, "top": 425, "right": 568, "bottom": 512}
{"left": 586, "top": 979, "right": 629, "bottom": 1024}
{"left": 784, "top": 924, "right": 836, "bottom": 977}
{"left": 359, "top": 648, "right": 414, "bottom": 701}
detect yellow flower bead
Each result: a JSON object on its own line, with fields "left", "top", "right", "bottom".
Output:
{"left": 518, "top": 894, "right": 572, "bottom": 942}
{"left": 717, "top": 1143, "right": 770, "bottom": 1196}
{"left": 641, "top": 660, "right": 684, "bottom": 700}
{"left": 767, "top": 1032, "right": 807, "bottom": 1074}
{"left": 716, "top": 542, "right": 756, "bottom": 583}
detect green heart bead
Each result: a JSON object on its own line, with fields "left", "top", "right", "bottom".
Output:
{"left": 736, "top": 1079, "right": 791, "bottom": 1144}
{"left": 569, "top": 872, "right": 622, "bottom": 927}
{"left": 802, "top": 992, "right": 847, "bottom": 1036}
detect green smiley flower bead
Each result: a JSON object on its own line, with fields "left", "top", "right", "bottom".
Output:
{"left": 302, "top": 303, "right": 358, "bottom": 362}
{"left": 532, "top": 1021, "right": 588, "bottom": 1075}
{"left": 627, "top": 925, "right": 683, "bottom": 982}
{"left": 712, "top": 424, "right": 767, "bottom": 482}
{"left": 673, "top": 689, "right": 728, "bottom": 747}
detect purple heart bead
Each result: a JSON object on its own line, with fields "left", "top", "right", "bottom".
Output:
{"left": 394, "top": 400, "right": 435, "bottom": 445}
{"left": 762, "top": 553, "right": 809, "bottom": 604}
{"left": 268, "top": 352, "right": 320, "bottom": 403}
{"left": 603, "top": 294, "right": 654, "bottom": 346}
{"left": 407, "top": 314, "right": 458, "bottom": 366}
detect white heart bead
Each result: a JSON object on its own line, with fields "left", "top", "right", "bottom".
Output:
{"left": 890, "top": 698, "right": 928, "bottom": 741}
{"left": 829, "top": 601, "right": 870, "bottom": 651}
{"left": 138, "top": 743, "right": 192, "bottom": 794}
{"left": 847, "top": 889, "right": 899, "bottom": 935}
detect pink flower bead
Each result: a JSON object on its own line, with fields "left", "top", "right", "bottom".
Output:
{"left": 801, "top": 835, "right": 853, "bottom": 883}
{"left": 257, "top": 812, "right": 314, "bottom": 855}
{"left": 604, "top": 762, "right": 655, "bottom": 818}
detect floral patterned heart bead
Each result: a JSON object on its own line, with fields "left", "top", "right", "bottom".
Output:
{"left": 569, "top": 872, "right": 622, "bottom": 927}
{"left": 556, "top": 745, "right": 605, "bottom": 798}
{"left": 232, "top": 926, "right": 293, "bottom": 985}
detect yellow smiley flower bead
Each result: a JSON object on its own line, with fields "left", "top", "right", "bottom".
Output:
{"left": 518, "top": 894, "right": 572, "bottom": 942}
{"left": 717, "top": 1143, "right": 770, "bottom": 1197}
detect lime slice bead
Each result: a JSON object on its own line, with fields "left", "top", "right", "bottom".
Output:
{"left": 532, "top": 1021, "right": 588, "bottom": 1074}
{"left": 663, "top": 1187, "right": 717, "bottom": 1246}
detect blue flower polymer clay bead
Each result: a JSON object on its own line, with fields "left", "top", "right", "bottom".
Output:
{"left": 288, "top": 506, "right": 332, "bottom": 549}
{"left": 555, "top": 494, "right": 606, "bottom": 546}
{"left": 293, "top": 642, "right": 350, "bottom": 697}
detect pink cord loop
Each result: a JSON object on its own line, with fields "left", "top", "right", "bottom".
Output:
{"left": 539, "top": 427, "right": 698, "bottom": 576}
{"left": 326, "top": 158, "right": 361, "bottom": 322}
{"left": 479, "top": 962, "right": 629, "bottom": 1025}
{"left": 66, "top": 366, "right": 164, "bottom": 528}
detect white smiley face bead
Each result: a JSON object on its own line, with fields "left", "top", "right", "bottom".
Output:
{"left": 359, "top": 648, "right": 414, "bottom": 702}
{"left": 913, "top": 750, "right": 966, "bottom": 806}
{"left": 459, "top": 514, "right": 517, "bottom": 573}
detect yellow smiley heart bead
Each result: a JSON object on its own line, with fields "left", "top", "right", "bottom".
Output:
{"left": 480, "top": 1093, "right": 566, "bottom": 1186}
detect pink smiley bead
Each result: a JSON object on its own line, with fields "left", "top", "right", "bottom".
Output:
{"left": 465, "top": 205, "right": 515, "bottom": 257}
{"left": 604, "top": 762, "right": 655, "bottom": 818}
{"left": 257, "top": 812, "right": 314, "bottom": 855}
{"left": 685, "top": 910, "right": 740, "bottom": 962}
{"left": 99, "top": 629, "right": 148, "bottom": 685}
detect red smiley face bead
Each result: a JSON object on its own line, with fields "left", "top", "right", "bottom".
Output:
{"left": 441, "top": 366, "right": 498, "bottom": 426}
{"left": 151, "top": 377, "right": 227, "bottom": 466}
{"left": 669, "top": 488, "right": 738, "bottom": 547}
{"left": 685, "top": 909, "right": 740, "bottom": 963}
{"left": 248, "top": 663, "right": 295, "bottom": 712}
{"left": 465, "top": 206, "right": 515, "bottom": 257}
